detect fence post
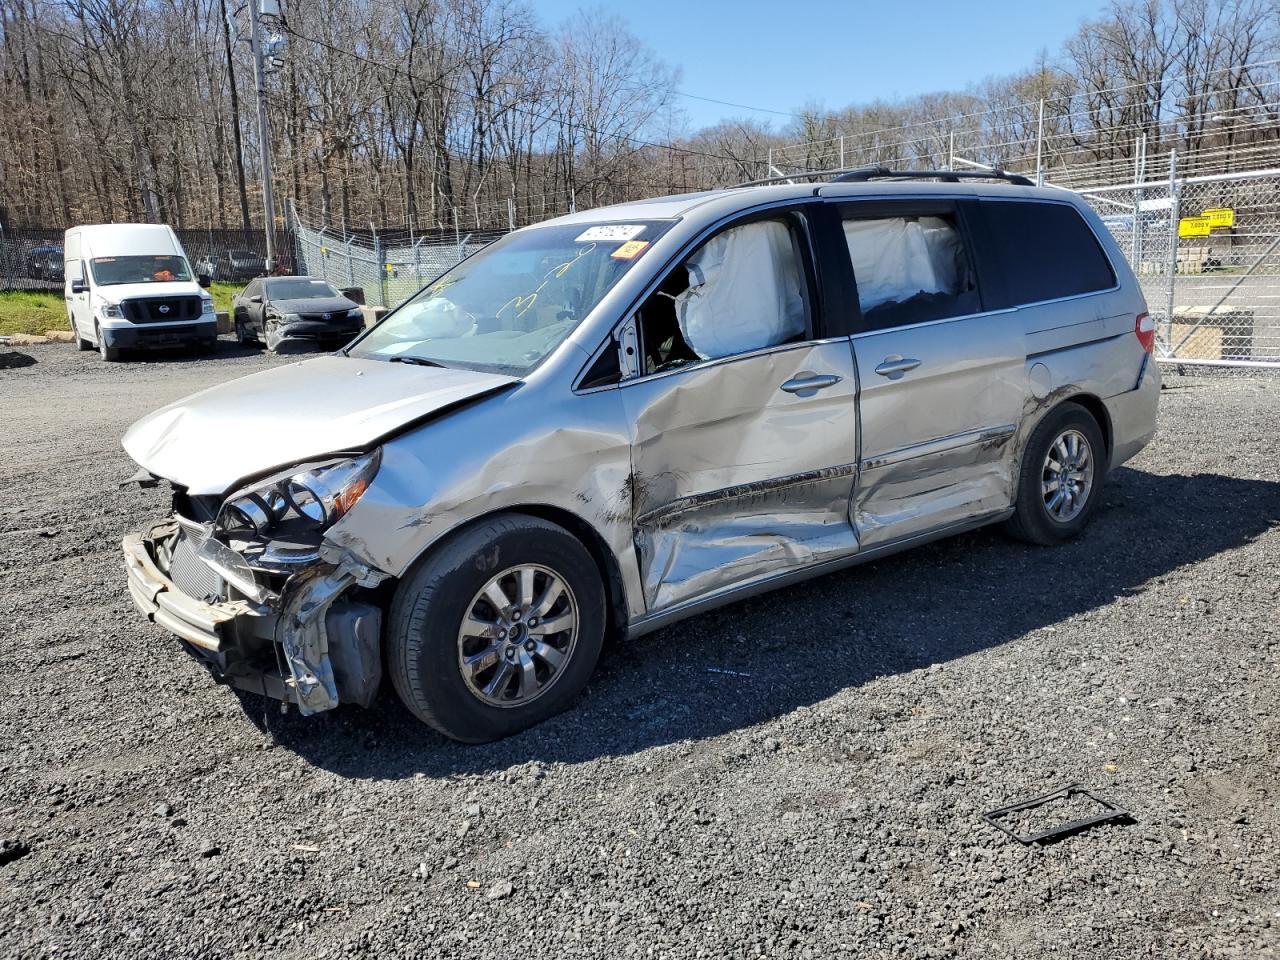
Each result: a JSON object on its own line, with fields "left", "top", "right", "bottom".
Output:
{"left": 370, "top": 222, "right": 385, "bottom": 308}
{"left": 345, "top": 237, "right": 355, "bottom": 288}
{"left": 1131, "top": 134, "right": 1146, "bottom": 270}
{"left": 413, "top": 236, "right": 423, "bottom": 288}
{"left": 507, "top": 197, "right": 516, "bottom": 231}
{"left": 1035, "top": 98, "right": 1045, "bottom": 187}
{"left": 1163, "top": 149, "right": 1180, "bottom": 353}
{"left": 838, "top": 136, "right": 845, "bottom": 169}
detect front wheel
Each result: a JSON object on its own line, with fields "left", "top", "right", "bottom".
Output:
{"left": 1004, "top": 401, "right": 1107, "bottom": 545}
{"left": 387, "top": 514, "right": 606, "bottom": 742}
{"left": 96, "top": 324, "right": 121, "bottom": 362}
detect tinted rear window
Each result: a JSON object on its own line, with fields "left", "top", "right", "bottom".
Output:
{"left": 980, "top": 201, "right": 1116, "bottom": 306}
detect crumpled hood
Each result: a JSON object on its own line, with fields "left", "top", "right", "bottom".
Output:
{"left": 123, "top": 355, "right": 517, "bottom": 495}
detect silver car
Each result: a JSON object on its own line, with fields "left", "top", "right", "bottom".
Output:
{"left": 121, "top": 170, "right": 1160, "bottom": 742}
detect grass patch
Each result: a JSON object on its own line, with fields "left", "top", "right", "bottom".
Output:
{"left": 0, "top": 290, "right": 68, "bottom": 337}
{"left": 0, "top": 282, "right": 243, "bottom": 338}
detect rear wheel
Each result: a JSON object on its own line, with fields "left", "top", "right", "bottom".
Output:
{"left": 1004, "top": 402, "right": 1106, "bottom": 545}
{"left": 71, "top": 315, "right": 91, "bottom": 351}
{"left": 387, "top": 513, "right": 606, "bottom": 742}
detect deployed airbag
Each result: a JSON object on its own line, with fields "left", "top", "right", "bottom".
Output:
{"left": 843, "top": 217, "right": 963, "bottom": 311}
{"left": 674, "top": 221, "right": 806, "bottom": 360}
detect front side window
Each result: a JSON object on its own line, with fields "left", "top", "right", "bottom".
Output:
{"left": 634, "top": 216, "right": 810, "bottom": 374}
{"left": 842, "top": 213, "right": 979, "bottom": 330}
{"left": 90, "top": 255, "right": 193, "bottom": 286}
{"left": 268, "top": 278, "right": 340, "bottom": 300}
{"left": 349, "top": 220, "right": 674, "bottom": 375}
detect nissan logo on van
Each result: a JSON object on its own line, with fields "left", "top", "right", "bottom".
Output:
{"left": 158, "top": 304, "right": 170, "bottom": 315}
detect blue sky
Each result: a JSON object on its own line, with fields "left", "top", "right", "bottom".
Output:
{"left": 533, "top": 0, "right": 1110, "bottom": 130}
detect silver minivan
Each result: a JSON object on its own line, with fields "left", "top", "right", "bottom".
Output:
{"left": 121, "top": 170, "right": 1160, "bottom": 742}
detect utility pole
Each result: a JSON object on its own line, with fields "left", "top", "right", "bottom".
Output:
{"left": 248, "top": 0, "right": 277, "bottom": 272}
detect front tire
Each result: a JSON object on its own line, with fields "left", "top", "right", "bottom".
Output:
{"left": 1004, "top": 401, "right": 1106, "bottom": 545}
{"left": 96, "top": 324, "right": 121, "bottom": 362}
{"left": 387, "top": 514, "right": 606, "bottom": 743}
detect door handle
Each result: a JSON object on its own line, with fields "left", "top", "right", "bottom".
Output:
{"left": 874, "top": 355, "right": 922, "bottom": 379}
{"left": 780, "top": 373, "right": 842, "bottom": 395}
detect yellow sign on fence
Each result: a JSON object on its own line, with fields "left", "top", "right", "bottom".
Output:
{"left": 1203, "top": 207, "right": 1235, "bottom": 228}
{"left": 1178, "top": 216, "right": 1213, "bottom": 238}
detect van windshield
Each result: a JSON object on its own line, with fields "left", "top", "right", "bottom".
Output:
{"left": 348, "top": 220, "right": 673, "bottom": 375}
{"left": 91, "top": 255, "right": 193, "bottom": 286}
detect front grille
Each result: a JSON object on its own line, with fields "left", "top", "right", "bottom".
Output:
{"left": 123, "top": 296, "right": 203, "bottom": 324}
{"left": 296, "top": 311, "right": 353, "bottom": 324}
{"left": 168, "top": 527, "right": 225, "bottom": 602}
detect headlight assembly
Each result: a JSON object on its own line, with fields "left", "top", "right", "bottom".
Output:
{"left": 201, "top": 299, "right": 215, "bottom": 316}
{"left": 99, "top": 302, "right": 125, "bottom": 319}
{"left": 219, "top": 449, "right": 381, "bottom": 538}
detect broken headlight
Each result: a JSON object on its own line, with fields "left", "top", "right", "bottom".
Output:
{"left": 220, "top": 449, "right": 381, "bottom": 539}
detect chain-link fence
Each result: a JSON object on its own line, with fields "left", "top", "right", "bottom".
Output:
{"left": 292, "top": 212, "right": 506, "bottom": 309}
{"left": 0, "top": 223, "right": 286, "bottom": 292}
{"left": 1079, "top": 165, "right": 1280, "bottom": 371}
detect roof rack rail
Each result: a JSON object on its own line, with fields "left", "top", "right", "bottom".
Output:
{"left": 831, "top": 166, "right": 1035, "bottom": 186}
{"left": 730, "top": 165, "right": 1035, "bottom": 189}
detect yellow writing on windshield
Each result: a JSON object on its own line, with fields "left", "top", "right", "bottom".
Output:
{"left": 496, "top": 243, "right": 596, "bottom": 321}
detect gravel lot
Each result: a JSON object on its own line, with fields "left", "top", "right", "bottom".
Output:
{"left": 2, "top": 342, "right": 1279, "bottom": 960}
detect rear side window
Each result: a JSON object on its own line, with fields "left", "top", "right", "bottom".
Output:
{"left": 842, "top": 213, "right": 980, "bottom": 330}
{"left": 980, "top": 201, "right": 1116, "bottom": 306}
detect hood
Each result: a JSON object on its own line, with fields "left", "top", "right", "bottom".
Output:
{"left": 122, "top": 355, "right": 517, "bottom": 495}
{"left": 94, "top": 280, "right": 205, "bottom": 302}
{"left": 270, "top": 296, "right": 360, "bottom": 315}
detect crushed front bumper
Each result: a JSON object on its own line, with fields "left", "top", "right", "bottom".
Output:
{"left": 123, "top": 520, "right": 387, "bottom": 714}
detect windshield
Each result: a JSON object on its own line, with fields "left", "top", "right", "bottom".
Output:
{"left": 348, "top": 220, "right": 673, "bottom": 374}
{"left": 268, "top": 278, "right": 340, "bottom": 300}
{"left": 91, "top": 255, "right": 192, "bottom": 286}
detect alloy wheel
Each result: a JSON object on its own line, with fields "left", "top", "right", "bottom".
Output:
{"left": 1041, "top": 428, "right": 1095, "bottom": 523}
{"left": 456, "top": 564, "right": 578, "bottom": 708}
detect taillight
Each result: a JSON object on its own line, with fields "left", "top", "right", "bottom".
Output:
{"left": 1135, "top": 312, "right": 1154, "bottom": 354}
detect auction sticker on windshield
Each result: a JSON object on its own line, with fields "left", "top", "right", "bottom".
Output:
{"left": 575, "top": 224, "right": 646, "bottom": 243}
{"left": 610, "top": 240, "right": 650, "bottom": 260}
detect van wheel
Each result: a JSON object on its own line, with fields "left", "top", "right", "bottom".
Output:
{"left": 96, "top": 324, "right": 121, "bottom": 362}
{"left": 387, "top": 514, "right": 606, "bottom": 743}
{"left": 71, "top": 317, "right": 91, "bottom": 351}
{"left": 1004, "top": 402, "right": 1106, "bottom": 545}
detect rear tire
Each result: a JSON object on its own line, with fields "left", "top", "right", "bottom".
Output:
{"left": 72, "top": 316, "right": 91, "bottom": 351}
{"left": 387, "top": 513, "right": 606, "bottom": 743}
{"left": 1003, "top": 401, "right": 1107, "bottom": 545}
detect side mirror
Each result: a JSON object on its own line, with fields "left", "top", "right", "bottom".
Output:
{"left": 198, "top": 273, "right": 212, "bottom": 288}
{"left": 250, "top": 294, "right": 263, "bottom": 304}
{"left": 71, "top": 280, "right": 88, "bottom": 294}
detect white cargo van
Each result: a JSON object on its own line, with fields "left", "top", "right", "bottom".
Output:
{"left": 64, "top": 224, "right": 217, "bottom": 361}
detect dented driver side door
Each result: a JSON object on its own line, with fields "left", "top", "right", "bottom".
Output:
{"left": 618, "top": 208, "right": 860, "bottom": 613}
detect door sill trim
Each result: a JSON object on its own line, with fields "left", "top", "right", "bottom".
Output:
{"left": 625, "top": 507, "right": 1014, "bottom": 640}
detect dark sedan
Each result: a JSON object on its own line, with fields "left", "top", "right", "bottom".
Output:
{"left": 232, "top": 276, "right": 365, "bottom": 352}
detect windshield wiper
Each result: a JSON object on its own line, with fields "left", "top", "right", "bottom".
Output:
{"left": 388, "top": 355, "right": 448, "bottom": 368}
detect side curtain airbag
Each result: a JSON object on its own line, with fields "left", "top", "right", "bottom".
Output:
{"left": 675, "top": 221, "right": 806, "bottom": 360}
{"left": 843, "top": 216, "right": 962, "bottom": 311}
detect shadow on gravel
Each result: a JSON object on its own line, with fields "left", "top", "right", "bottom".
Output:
{"left": 248, "top": 466, "right": 1280, "bottom": 778}
{"left": 124, "top": 340, "right": 265, "bottom": 364}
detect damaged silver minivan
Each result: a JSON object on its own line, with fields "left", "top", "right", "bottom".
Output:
{"left": 121, "top": 169, "right": 1159, "bottom": 742}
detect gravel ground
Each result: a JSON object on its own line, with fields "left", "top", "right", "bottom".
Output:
{"left": 2, "top": 342, "right": 1279, "bottom": 960}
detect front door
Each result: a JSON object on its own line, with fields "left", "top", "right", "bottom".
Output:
{"left": 618, "top": 209, "right": 860, "bottom": 612}
{"left": 831, "top": 199, "right": 1027, "bottom": 547}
